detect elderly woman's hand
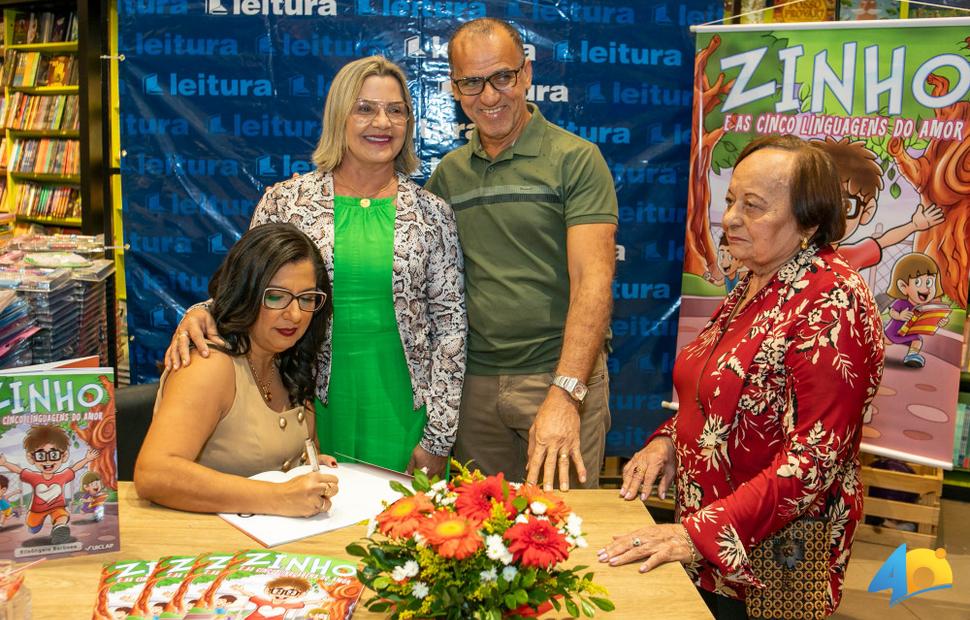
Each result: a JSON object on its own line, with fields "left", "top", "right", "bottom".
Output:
{"left": 620, "top": 436, "right": 675, "bottom": 501}
{"left": 164, "top": 305, "right": 224, "bottom": 371}
{"left": 597, "top": 523, "right": 698, "bottom": 573}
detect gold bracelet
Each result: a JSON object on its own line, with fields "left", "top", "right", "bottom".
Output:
{"left": 680, "top": 529, "right": 700, "bottom": 564}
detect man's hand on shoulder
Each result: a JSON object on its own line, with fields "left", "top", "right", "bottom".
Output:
{"left": 526, "top": 388, "right": 585, "bottom": 492}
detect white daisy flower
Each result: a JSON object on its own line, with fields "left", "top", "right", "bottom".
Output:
{"left": 502, "top": 566, "right": 518, "bottom": 582}
{"left": 412, "top": 581, "right": 429, "bottom": 599}
{"left": 530, "top": 501, "right": 547, "bottom": 515}
{"left": 480, "top": 568, "right": 498, "bottom": 582}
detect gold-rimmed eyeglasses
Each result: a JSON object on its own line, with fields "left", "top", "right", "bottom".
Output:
{"left": 351, "top": 99, "right": 410, "bottom": 125}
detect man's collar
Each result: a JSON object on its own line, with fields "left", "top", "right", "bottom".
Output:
{"left": 470, "top": 103, "right": 544, "bottom": 161}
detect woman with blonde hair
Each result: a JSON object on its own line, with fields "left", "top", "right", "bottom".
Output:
{"left": 166, "top": 56, "right": 466, "bottom": 478}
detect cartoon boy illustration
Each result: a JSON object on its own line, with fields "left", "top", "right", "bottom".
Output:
{"left": 815, "top": 137, "right": 944, "bottom": 269}
{"left": 79, "top": 471, "right": 108, "bottom": 522}
{"left": 215, "top": 593, "right": 241, "bottom": 619}
{"left": 234, "top": 577, "right": 312, "bottom": 620}
{"left": 0, "top": 474, "right": 19, "bottom": 527}
{"left": 885, "top": 252, "right": 949, "bottom": 369}
{"left": 0, "top": 425, "right": 100, "bottom": 544}
{"left": 704, "top": 235, "right": 747, "bottom": 294}
{"left": 111, "top": 607, "right": 133, "bottom": 620}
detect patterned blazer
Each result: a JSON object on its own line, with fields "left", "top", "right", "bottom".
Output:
{"left": 251, "top": 169, "right": 467, "bottom": 457}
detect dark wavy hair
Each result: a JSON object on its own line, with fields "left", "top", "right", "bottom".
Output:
{"left": 208, "top": 223, "right": 331, "bottom": 406}
{"left": 735, "top": 134, "right": 847, "bottom": 247}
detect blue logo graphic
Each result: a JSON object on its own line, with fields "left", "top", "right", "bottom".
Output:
{"left": 554, "top": 41, "right": 574, "bottom": 62}
{"left": 142, "top": 73, "right": 164, "bottom": 95}
{"left": 256, "top": 156, "right": 277, "bottom": 177}
{"left": 150, "top": 304, "right": 172, "bottom": 328}
{"left": 208, "top": 233, "right": 230, "bottom": 254}
{"left": 289, "top": 75, "right": 310, "bottom": 97}
{"left": 206, "top": 0, "right": 229, "bottom": 14}
{"left": 208, "top": 115, "right": 226, "bottom": 134}
{"left": 586, "top": 82, "right": 607, "bottom": 103}
{"left": 868, "top": 544, "right": 953, "bottom": 606}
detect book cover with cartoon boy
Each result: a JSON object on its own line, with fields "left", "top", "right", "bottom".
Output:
{"left": 195, "top": 549, "right": 364, "bottom": 620}
{"left": 123, "top": 554, "right": 200, "bottom": 619}
{"left": 91, "top": 558, "right": 157, "bottom": 620}
{"left": 0, "top": 364, "right": 118, "bottom": 561}
{"left": 161, "top": 551, "right": 239, "bottom": 618}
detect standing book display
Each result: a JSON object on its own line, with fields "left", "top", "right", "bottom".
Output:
{"left": 0, "top": 359, "right": 118, "bottom": 561}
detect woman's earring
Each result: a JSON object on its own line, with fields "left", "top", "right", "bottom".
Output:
{"left": 800, "top": 237, "right": 809, "bottom": 250}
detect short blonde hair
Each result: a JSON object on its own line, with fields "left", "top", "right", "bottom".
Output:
{"left": 311, "top": 56, "right": 418, "bottom": 175}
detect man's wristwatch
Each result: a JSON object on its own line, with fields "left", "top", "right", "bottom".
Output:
{"left": 552, "top": 375, "right": 589, "bottom": 403}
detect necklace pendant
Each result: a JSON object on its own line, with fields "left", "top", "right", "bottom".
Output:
{"left": 359, "top": 198, "right": 371, "bottom": 208}
{"left": 278, "top": 416, "right": 287, "bottom": 430}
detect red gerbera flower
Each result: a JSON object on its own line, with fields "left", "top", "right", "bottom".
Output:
{"left": 418, "top": 510, "right": 483, "bottom": 560}
{"left": 516, "top": 483, "right": 571, "bottom": 523}
{"left": 504, "top": 516, "right": 570, "bottom": 568}
{"left": 376, "top": 493, "right": 434, "bottom": 538}
{"left": 454, "top": 473, "right": 515, "bottom": 523}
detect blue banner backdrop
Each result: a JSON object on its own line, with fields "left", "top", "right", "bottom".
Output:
{"left": 117, "top": 0, "right": 720, "bottom": 456}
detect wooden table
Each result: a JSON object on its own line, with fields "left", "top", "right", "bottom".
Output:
{"left": 30, "top": 483, "right": 711, "bottom": 619}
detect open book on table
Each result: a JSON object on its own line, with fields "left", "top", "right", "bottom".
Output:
{"left": 218, "top": 462, "right": 409, "bottom": 547}
{"left": 898, "top": 302, "right": 951, "bottom": 337}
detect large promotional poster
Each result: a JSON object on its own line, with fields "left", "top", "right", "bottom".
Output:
{"left": 681, "top": 18, "right": 970, "bottom": 467}
{"left": 116, "top": 1, "right": 718, "bottom": 456}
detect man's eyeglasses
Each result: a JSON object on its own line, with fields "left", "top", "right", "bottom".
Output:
{"left": 31, "top": 448, "right": 63, "bottom": 462}
{"left": 262, "top": 287, "right": 328, "bottom": 313}
{"left": 452, "top": 61, "right": 526, "bottom": 96}
{"left": 351, "top": 99, "right": 410, "bottom": 125}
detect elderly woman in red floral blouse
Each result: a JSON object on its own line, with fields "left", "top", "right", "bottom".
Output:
{"left": 599, "top": 135, "right": 885, "bottom": 619}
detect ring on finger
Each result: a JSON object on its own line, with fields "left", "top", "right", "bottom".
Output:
{"left": 632, "top": 537, "right": 642, "bottom": 547}
{"left": 178, "top": 330, "right": 189, "bottom": 338}
{"left": 559, "top": 453, "right": 569, "bottom": 461}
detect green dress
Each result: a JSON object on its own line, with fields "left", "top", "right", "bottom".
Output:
{"left": 316, "top": 194, "right": 427, "bottom": 472}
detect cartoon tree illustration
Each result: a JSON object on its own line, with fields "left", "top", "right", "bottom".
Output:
{"left": 198, "top": 555, "right": 247, "bottom": 608}
{"left": 887, "top": 72, "right": 970, "bottom": 308}
{"left": 92, "top": 568, "right": 120, "bottom": 620}
{"left": 163, "top": 555, "right": 212, "bottom": 616}
{"left": 684, "top": 35, "right": 734, "bottom": 275}
{"left": 71, "top": 375, "right": 117, "bottom": 490}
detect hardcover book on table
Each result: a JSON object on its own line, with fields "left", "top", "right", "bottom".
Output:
{"left": 0, "top": 359, "right": 119, "bottom": 562}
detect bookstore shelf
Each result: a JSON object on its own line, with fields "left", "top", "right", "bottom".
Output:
{"left": 5, "top": 39, "right": 75, "bottom": 52}
{"left": 10, "top": 128, "right": 78, "bottom": 137}
{"left": 10, "top": 172, "right": 78, "bottom": 183}
{"left": 10, "top": 85, "right": 76, "bottom": 94}
{"left": 15, "top": 213, "right": 78, "bottom": 226}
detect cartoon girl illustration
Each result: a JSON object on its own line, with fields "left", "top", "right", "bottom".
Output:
{"left": 885, "top": 252, "right": 948, "bottom": 369}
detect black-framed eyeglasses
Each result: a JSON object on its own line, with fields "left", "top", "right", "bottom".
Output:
{"left": 268, "top": 587, "right": 302, "bottom": 597}
{"left": 31, "top": 448, "right": 63, "bottom": 462}
{"left": 351, "top": 99, "right": 410, "bottom": 125}
{"left": 843, "top": 196, "right": 863, "bottom": 220}
{"left": 452, "top": 60, "right": 526, "bottom": 96}
{"left": 262, "top": 287, "right": 328, "bottom": 313}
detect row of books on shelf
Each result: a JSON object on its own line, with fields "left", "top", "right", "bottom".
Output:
{"left": 12, "top": 182, "right": 79, "bottom": 220}
{"left": 0, "top": 51, "right": 78, "bottom": 88}
{"left": 0, "top": 93, "right": 79, "bottom": 131}
{"left": 8, "top": 138, "right": 79, "bottom": 175}
{"left": 3, "top": 11, "right": 78, "bottom": 45}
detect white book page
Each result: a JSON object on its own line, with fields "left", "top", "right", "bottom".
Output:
{"left": 218, "top": 462, "right": 408, "bottom": 547}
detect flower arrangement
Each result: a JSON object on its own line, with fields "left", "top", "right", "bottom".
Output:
{"left": 346, "top": 462, "right": 614, "bottom": 619}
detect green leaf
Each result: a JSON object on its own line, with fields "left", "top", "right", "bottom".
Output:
{"left": 514, "top": 589, "right": 529, "bottom": 605}
{"left": 572, "top": 565, "right": 588, "bottom": 572}
{"left": 414, "top": 469, "right": 431, "bottom": 491}
{"left": 581, "top": 599, "right": 595, "bottom": 617}
{"left": 890, "top": 182, "right": 901, "bottom": 199}
{"left": 550, "top": 597, "right": 562, "bottom": 611}
{"left": 389, "top": 480, "right": 413, "bottom": 496}
{"left": 512, "top": 496, "right": 528, "bottom": 511}
{"left": 505, "top": 594, "right": 518, "bottom": 609}
{"left": 887, "top": 167, "right": 896, "bottom": 181}
{"left": 369, "top": 601, "right": 391, "bottom": 612}
{"left": 565, "top": 598, "right": 580, "bottom": 617}
{"left": 590, "top": 597, "right": 615, "bottom": 611}
{"left": 521, "top": 570, "right": 536, "bottom": 588}
{"left": 345, "top": 543, "right": 368, "bottom": 557}
{"left": 373, "top": 576, "right": 391, "bottom": 590}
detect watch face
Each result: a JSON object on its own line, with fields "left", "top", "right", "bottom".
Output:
{"left": 573, "top": 384, "right": 589, "bottom": 401}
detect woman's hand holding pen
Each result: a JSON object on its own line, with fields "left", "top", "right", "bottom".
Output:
{"left": 276, "top": 471, "right": 340, "bottom": 517}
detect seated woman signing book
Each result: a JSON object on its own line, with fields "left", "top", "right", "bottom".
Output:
{"left": 134, "top": 223, "right": 339, "bottom": 516}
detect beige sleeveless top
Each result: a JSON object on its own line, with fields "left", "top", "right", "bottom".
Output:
{"left": 155, "top": 354, "right": 309, "bottom": 477}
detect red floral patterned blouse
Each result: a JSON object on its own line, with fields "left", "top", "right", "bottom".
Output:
{"left": 655, "top": 246, "right": 884, "bottom": 613}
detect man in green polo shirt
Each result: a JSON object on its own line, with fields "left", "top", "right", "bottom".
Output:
{"left": 425, "top": 18, "right": 618, "bottom": 491}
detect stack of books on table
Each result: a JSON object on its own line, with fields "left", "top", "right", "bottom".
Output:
{"left": 94, "top": 550, "right": 363, "bottom": 620}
